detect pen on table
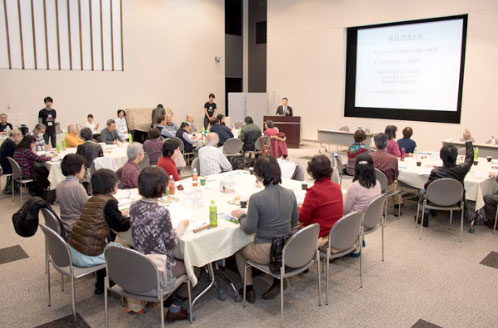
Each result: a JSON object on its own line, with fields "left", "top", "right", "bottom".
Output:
{"left": 193, "top": 224, "right": 212, "bottom": 233}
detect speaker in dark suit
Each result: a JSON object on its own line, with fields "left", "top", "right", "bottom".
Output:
{"left": 275, "top": 97, "right": 293, "bottom": 116}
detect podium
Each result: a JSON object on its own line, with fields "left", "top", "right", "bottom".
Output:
{"left": 263, "top": 116, "right": 301, "bottom": 148}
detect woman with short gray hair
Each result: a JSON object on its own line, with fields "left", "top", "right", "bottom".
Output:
{"left": 116, "top": 142, "right": 144, "bottom": 188}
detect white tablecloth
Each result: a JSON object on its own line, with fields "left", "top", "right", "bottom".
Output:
{"left": 42, "top": 143, "right": 129, "bottom": 187}
{"left": 116, "top": 170, "right": 313, "bottom": 286}
{"left": 398, "top": 152, "right": 498, "bottom": 209}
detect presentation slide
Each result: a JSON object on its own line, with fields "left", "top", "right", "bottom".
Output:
{"left": 355, "top": 20, "right": 463, "bottom": 111}
{"left": 344, "top": 15, "right": 467, "bottom": 124}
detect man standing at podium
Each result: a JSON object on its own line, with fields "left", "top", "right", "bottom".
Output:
{"left": 276, "top": 97, "right": 293, "bottom": 116}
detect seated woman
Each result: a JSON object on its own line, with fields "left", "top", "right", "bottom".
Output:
{"left": 344, "top": 153, "right": 381, "bottom": 214}
{"left": 231, "top": 156, "right": 298, "bottom": 303}
{"left": 143, "top": 128, "right": 163, "bottom": 165}
{"left": 116, "top": 142, "right": 144, "bottom": 189}
{"left": 130, "top": 167, "right": 191, "bottom": 321}
{"left": 157, "top": 139, "right": 181, "bottom": 181}
{"left": 68, "top": 169, "right": 130, "bottom": 294}
{"left": 263, "top": 120, "right": 279, "bottom": 137}
{"left": 77, "top": 127, "right": 104, "bottom": 169}
{"left": 385, "top": 125, "right": 401, "bottom": 157}
{"left": 13, "top": 135, "right": 53, "bottom": 196}
{"left": 397, "top": 127, "right": 417, "bottom": 154}
{"left": 264, "top": 120, "right": 288, "bottom": 158}
{"left": 346, "top": 129, "right": 369, "bottom": 175}
{"left": 56, "top": 154, "right": 88, "bottom": 234}
{"left": 209, "top": 114, "right": 233, "bottom": 147}
{"left": 299, "top": 155, "right": 343, "bottom": 247}
{"left": 115, "top": 109, "right": 129, "bottom": 141}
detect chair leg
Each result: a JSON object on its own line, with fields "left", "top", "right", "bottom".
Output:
{"left": 160, "top": 293, "right": 165, "bottom": 328}
{"left": 61, "top": 274, "right": 64, "bottom": 292}
{"left": 242, "top": 264, "right": 247, "bottom": 307}
{"left": 460, "top": 207, "right": 464, "bottom": 242}
{"left": 317, "top": 250, "right": 321, "bottom": 307}
{"left": 419, "top": 205, "right": 426, "bottom": 239}
{"left": 325, "top": 250, "right": 330, "bottom": 305}
{"left": 280, "top": 276, "right": 284, "bottom": 328}
{"left": 45, "top": 241, "right": 49, "bottom": 274}
{"left": 415, "top": 202, "right": 420, "bottom": 228}
{"left": 47, "top": 261, "right": 51, "bottom": 307}
{"left": 104, "top": 277, "right": 108, "bottom": 328}
{"left": 381, "top": 221, "right": 385, "bottom": 262}
{"left": 71, "top": 276, "right": 76, "bottom": 321}
{"left": 20, "top": 183, "right": 23, "bottom": 204}
{"left": 11, "top": 178, "right": 14, "bottom": 202}
{"left": 494, "top": 210, "right": 498, "bottom": 234}
{"left": 359, "top": 241, "right": 363, "bottom": 288}
{"left": 187, "top": 279, "right": 193, "bottom": 323}
{"left": 449, "top": 210, "right": 453, "bottom": 230}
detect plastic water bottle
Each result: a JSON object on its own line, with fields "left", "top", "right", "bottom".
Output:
{"left": 62, "top": 139, "right": 66, "bottom": 151}
{"left": 168, "top": 175, "right": 175, "bottom": 195}
{"left": 192, "top": 168, "right": 198, "bottom": 187}
{"left": 56, "top": 142, "right": 60, "bottom": 153}
{"left": 128, "top": 133, "right": 133, "bottom": 142}
{"left": 209, "top": 200, "right": 218, "bottom": 227}
{"left": 474, "top": 147, "right": 479, "bottom": 163}
{"left": 400, "top": 148, "right": 405, "bottom": 161}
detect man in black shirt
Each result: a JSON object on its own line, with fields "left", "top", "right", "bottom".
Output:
{"left": 38, "top": 96, "right": 57, "bottom": 148}
{"left": 276, "top": 97, "right": 293, "bottom": 116}
{"left": 0, "top": 113, "right": 13, "bottom": 134}
{"left": 0, "top": 129, "right": 22, "bottom": 194}
{"left": 204, "top": 93, "right": 217, "bottom": 130}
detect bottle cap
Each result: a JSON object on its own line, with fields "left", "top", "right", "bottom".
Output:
{"left": 211, "top": 200, "right": 215, "bottom": 204}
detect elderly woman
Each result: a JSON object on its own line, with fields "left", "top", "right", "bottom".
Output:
{"left": 231, "top": 156, "right": 298, "bottom": 303}
{"left": 143, "top": 128, "right": 163, "bottom": 165}
{"left": 346, "top": 129, "right": 369, "bottom": 175}
{"left": 385, "top": 125, "right": 401, "bottom": 157}
{"left": 68, "top": 169, "right": 129, "bottom": 294}
{"left": 299, "top": 155, "right": 343, "bottom": 246}
{"left": 157, "top": 139, "right": 181, "bottom": 181}
{"left": 64, "top": 124, "right": 84, "bottom": 147}
{"left": 116, "top": 142, "right": 144, "bottom": 189}
{"left": 344, "top": 153, "right": 381, "bottom": 214}
{"left": 56, "top": 154, "right": 88, "bottom": 233}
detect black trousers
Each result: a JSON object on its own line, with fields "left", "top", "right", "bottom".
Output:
{"left": 483, "top": 193, "right": 498, "bottom": 223}
{"left": 43, "top": 131, "right": 57, "bottom": 148}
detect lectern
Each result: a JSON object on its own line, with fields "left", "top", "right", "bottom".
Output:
{"left": 263, "top": 116, "right": 301, "bottom": 148}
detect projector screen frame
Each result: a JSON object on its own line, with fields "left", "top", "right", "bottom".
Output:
{"left": 344, "top": 14, "right": 468, "bottom": 124}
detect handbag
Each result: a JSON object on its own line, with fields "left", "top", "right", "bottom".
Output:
{"left": 259, "top": 137, "right": 270, "bottom": 158}
{"left": 269, "top": 234, "right": 291, "bottom": 274}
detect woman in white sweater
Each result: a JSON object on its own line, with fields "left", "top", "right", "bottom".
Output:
{"left": 344, "top": 152, "right": 381, "bottom": 214}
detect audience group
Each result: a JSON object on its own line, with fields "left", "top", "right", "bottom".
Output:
{"left": 1, "top": 96, "right": 492, "bottom": 322}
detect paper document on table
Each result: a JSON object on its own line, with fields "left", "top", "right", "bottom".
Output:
{"left": 115, "top": 189, "right": 131, "bottom": 200}
{"left": 278, "top": 158, "right": 297, "bottom": 179}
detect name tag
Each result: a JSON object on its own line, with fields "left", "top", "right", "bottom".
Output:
{"left": 47, "top": 122, "right": 53, "bottom": 126}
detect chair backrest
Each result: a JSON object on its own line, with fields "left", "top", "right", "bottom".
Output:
{"left": 426, "top": 178, "right": 463, "bottom": 206}
{"left": 138, "top": 152, "right": 150, "bottom": 171}
{"left": 39, "top": 225, "right": 71, "bottom": 268}
{"left": 362, "top": 194, "right": 386, "bottom": 230}
{"left": 374, "top": 168, "right": 388, "bottom": 193}
{"left": 329, "top": 211, "right": 363, "bottom": 251}
{"left": 334, "top": 155, "right": 344, "bottom": 175}
{"left": 41, "top": 208, "right": 62, "bottom": 235}
{"left": 223, "top": 138, "right": 243, "bottom": 155}
{"left": 105, "top": 246, "right": 159, "bottom": 294}
{"left": 94, "top": 157, "right": 117, "bottom": 172}
{"left": 172, "top": 137, "right": 185, "bottom": 152}
{"left": 283, "top": 223, "right": 319, "bottom": 268}
{"left": 233, "top": 121, "right": 244, "bottom": 129}
{"left": 7, "top": 157, "right": 21, "bottom": 180}
{"left": 191, "top": 157, "right": 200, "bottom": 173}
{"left": 331, "top": 168, "right": 340, "bottom": 184}
{"left": 255, "top": 136, "right": 270, "bottom": 151}
{"left": 339, "top": 126, "right": 349, "bottom": 132}
{"left": 292, "top": 165, "right": 305, "bottom": 181}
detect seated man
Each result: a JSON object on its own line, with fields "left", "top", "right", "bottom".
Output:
{"left": 419, "top": 129, "right": 474, "bottom": 226}
{"left": 156, "top": 115, "right": 176, "bottom": 139}
{"left": 186, "top": 114, "right": 197, "bottom": 133}
{"left": 64, "top": 124, "right": 84, "bottom": 148}
{"left": 371, "top": 132, "right": 402, "bottom": 214}
{"left": 100, "top": 119, "right": 122, "bottom": 144}
{"left": 238, "top": 116, "right": 262, "bottom": 152}
{"left": 164, "top": 113, "right": 178, "bottom": 135}
{"left": 209, "top": 115, "right": 233, "bottom": 147}
{"left": 0, "top": 129, "right": 22, "bottom": 194}
{"left": 198, "top": 133, "right": 233, "bottom": 176}
{"left": 30, "top": 123, "right": 49, "bottom": 151}
{"left": 116, "top": 142, "right": 144, "bottom": 189}
{"left": 0, "top": 113, "right": 13, "bottom": 134}
{"left": 77, "top": 127, "right": 104, "bottom": 170}
{"left": 175, "top": 122, "right": 201, "bottom": 153}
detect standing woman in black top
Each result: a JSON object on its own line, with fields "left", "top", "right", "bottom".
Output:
{"left": 203, "top": 93, "right": 217, "bottom": 130}
{"left": 38, "top": 96, "right": 57, "bottom": 148}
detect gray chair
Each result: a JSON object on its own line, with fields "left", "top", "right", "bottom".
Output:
{"left": 7, "top": 157, "right": 33, "bottom": 203}
{"left": 416, "top": 178, "right": 464, "bottom": 241}
{"left": 41, "top": 208, "right": 64, "bottom": 277}
{"left": 320, "top": 211, "right": 363, "bottom": 305}
{"left": 172, "top": 136, "right": 195, "bottom": 164}
{"left": 331, "top": 153, "right": 344, "bottom": 186}
{"left": 191, "top": 157, "right": 200, "bottom": 174}
{"left": 233, "top": 121, "right": 244, "bottom": 129}
{"left": 254, "top": 135, "right": 271, "bottom": 152}
{"left": 493, "top": 208, "right": 498, "bottom": 234}
{"left": 362, "top": 194, "right": 387, "bottom": 261}
{"left": 243, "top": 224, "right": 321, "bottom": 328}
{"left": 104, "top": 246, "right": 192, "bottom": 328}
{"left": 223, "top": 138, "right": 243, "bottom": 158}
{"left": 0, "top": 167, "right": 12, "bottom": 200}
{"left": 39, "top": 225, "right": 106, "bottom": 321}
{"left": 375, "top": 168, "right": 401, "bottom": 218}
{"left": 292, "top": 165, "right": 305, "bottom": 181}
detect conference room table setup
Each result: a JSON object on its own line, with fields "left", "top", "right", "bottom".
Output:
{"left": 38, "top": 143, "right": 130, "bottom": 187}
{"left": 113, "top": 170, "right": 345, "bottom": 312}
{"left": 398, "top": 151, "right": 498, "bottom": 209}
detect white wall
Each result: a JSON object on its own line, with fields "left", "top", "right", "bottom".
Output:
{"left": 0, "top": 0, "right": 225, "bottom": 132}
{"left": 267, "top": 0, "right": 498, "bottom": 151}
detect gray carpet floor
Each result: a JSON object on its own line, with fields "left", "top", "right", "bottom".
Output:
{"left": 0, "top": 143, "right": 497, "bottom": 328}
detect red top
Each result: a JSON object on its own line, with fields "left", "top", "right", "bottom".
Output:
{"left": 298, "top": 178, "right": 343, "bottom": 238}
{"left": 157, "top": 156, "right": 180, "bottom": 181}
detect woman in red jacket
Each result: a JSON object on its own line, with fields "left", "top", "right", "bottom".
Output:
{"left": 157, "top": 139, "right": 181, "bottom": 181}
{"left": 299, "top": 155, "right": 343, "bottom": 247}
